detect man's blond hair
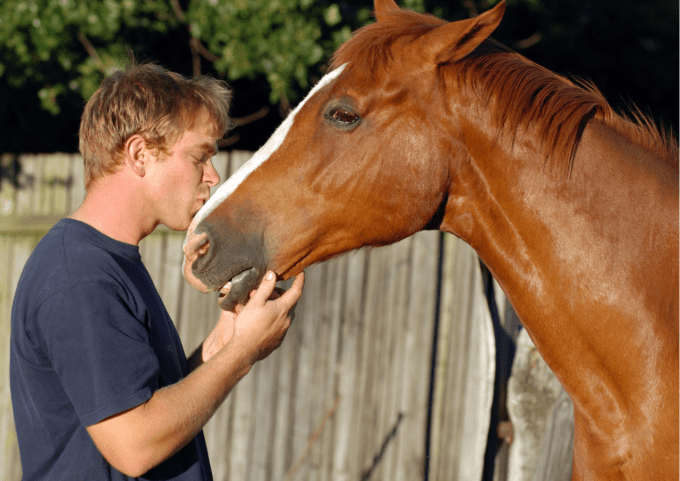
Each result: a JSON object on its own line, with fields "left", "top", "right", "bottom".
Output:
{"left": 79, "top": 63, "right": 231, "bottom": 187}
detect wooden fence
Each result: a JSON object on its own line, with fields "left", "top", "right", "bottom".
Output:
{"left": 0, "top": 152, "right": 569, "bottom": 480}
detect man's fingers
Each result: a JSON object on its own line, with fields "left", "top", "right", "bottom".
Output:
{"left": 277, "top": 272, "right": 305, "bottom": 310}
{"left": 248, "top": 271, "right": 305, "bottom": 310}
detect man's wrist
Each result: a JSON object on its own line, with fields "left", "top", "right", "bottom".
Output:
{"left": 186, "top": 343, "right": 205, "bottom": 372}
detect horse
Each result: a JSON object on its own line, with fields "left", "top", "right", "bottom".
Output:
{"left": 183, "top": 0, "right": 679, "bottom": 478}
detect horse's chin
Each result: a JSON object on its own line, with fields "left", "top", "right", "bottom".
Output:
{"left": 218, "top": 267, "right": 263, "bottom": 311}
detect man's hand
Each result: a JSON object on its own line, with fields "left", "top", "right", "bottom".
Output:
{"left": 230, "top": 271, "right": 304, "bottom": 364}
{"left": 197, "top": 271, "right": 304, "bottom": 366}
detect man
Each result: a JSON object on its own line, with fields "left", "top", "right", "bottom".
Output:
{"left": 10, "top": 63, "right": 304, "bottom": 479}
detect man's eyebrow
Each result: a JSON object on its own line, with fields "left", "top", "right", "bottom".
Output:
{"left": 194, "top": 141, "right": 217, "bottom": 155}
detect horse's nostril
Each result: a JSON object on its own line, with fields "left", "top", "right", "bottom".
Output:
{"left": 196, "top": 237, "right": 210, "bottom": 257}
{"left": 190, "top": 225, "right": 217, "bottom": 275}
{"left": 182, "top": 230, "right": 213, "bottom": 293}
{"left": 184, "top": 231, "right": 211, "bottom": 265}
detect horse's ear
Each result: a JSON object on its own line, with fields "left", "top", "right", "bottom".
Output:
{"left": 374, "top": 0, "right": 401, "bottom": 22}
{"left": 418, "top": 1, "right": 505, "bottom": 65}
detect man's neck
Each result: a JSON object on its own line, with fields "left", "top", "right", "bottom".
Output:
{"left": 70, "top": 173, "right": 158, "bottom": 246}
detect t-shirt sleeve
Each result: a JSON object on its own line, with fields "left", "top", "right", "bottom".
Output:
{"left": 37, "top": 281, "right": 160, "bottom": 427}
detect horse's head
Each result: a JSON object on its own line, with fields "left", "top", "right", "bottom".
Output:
{"left": 183, "top": 0, "right": 505, "bottom": 309}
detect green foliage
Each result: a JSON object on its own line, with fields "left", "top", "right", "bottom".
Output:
{"left": 0, "top": 0, "right": 369, "bottom": 113}
{"left": 0, "top": 0, "right": 178, "bottom": 114}
{"left": 0, "top": 0, "right": 677, "bottom": 153}
{"left": 188, "top": 0, "right": 325, "bottom": 103}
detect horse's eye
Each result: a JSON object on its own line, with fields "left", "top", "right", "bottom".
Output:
{"left": 328, "top": 107, "right": 359, "bottom": 125}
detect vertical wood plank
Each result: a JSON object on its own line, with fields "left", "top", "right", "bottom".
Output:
{"left": 0, "top": 236, "right": 23, "bottom": 481}
{"left": 38, "top": 154, "right": 71, "bottom": 215}
{"left": 15, "top": 155, "right": 40, "bottom": 216}
{"left": 396, "top": 231, "right": 440, "bottom": 480}
{"left": 332, "top": 249, "right": 367, "bottom": 481}
{"left": 1, "top": 154, "right": 17, "bottom": 216}
{"left": 228, "top": 363, "right": 257, "bottom": 480}
{"left": 429, "top": 234, "right": 496, "bottom": 481}
{"left": 229, "top": 150, "right": 252, "bottom": 175}
{"left": 69, "top": 154, "right": 86, "bottom": 211}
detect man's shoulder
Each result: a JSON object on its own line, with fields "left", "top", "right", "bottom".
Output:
{"left": 12, "top": 219, "right": 158, "bottom": 349}
{"left": 39, "top": 217, "right": 139, "bottom": 269}
{"left": 17, "top": 219, "right": 144, "bottom": 307}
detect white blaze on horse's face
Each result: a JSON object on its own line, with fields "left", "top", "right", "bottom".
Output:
{"left": 183, "top": 63, "right": 348, "bottom": 249}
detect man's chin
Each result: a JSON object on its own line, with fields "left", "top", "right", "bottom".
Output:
{"left": 160, "top": 217, "right": 193, "bottom": 232}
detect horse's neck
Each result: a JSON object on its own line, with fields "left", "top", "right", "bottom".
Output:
{"left": 446, "top": 117, "right": 677, "bottom": 318}
{"left": 441, "top": 118, "right": 678, "bottom": 430}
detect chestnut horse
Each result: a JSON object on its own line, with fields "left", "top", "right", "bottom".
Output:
{"left": 184, "top": 0, "right": 679, "bottom": 478}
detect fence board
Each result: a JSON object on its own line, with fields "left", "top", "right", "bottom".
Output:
{"left": 400, "top": 231, "right": 441, "bottom": 480}
{"left": 506, "top": 329, "right": 573, "bottom": 481}
{"left": 0, "top": 237, "right": 23, "bottom": 481}
{"left": 0, "top": 164, "right": 18, "bottom": 481}
{"left": 15, "top": 155, "right": 40, "bottom": 216}
{"left": 531, "top": 388, "right": 573, "bottom": 481}
{"left": 69, "top": 153, "right": 86, "bottom": 211}
{"left": 429, "top": 233, "right": 496, "bottom": 481}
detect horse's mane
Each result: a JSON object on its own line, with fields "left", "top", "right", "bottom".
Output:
{"left": 331, "top": 10, "right": 678, "bottom": 174}
{"left": 457, "top": 42, "right": 678, "bottom": 173}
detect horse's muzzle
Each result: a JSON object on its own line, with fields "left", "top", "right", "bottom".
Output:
{"left": 183, "top": 216, "right": 269, "bottom": 310}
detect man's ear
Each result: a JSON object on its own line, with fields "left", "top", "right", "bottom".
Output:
{"left": 124, "top": 135, "right": 150, "bottom": 177}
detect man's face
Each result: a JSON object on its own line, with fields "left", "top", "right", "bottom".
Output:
{"left": 145, "top": 113, "right": 221, "bottom": 231}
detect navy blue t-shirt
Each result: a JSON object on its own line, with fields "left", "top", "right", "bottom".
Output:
{"left": 10, "top": 219, "right": 212, "bottom": 480}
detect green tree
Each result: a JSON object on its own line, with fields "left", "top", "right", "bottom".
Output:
{"left": 0, "top": 0, "right": 376, "bottom": 152}
{"left": 0, "top": 0, "right": 676, "bottom": 154}
{"left": 0, "top": 0, "right": 180, "bottom": 114}
{"left": 0, "top": 0, "right": 363, "bottom": 115}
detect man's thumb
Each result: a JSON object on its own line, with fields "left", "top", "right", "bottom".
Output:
{"left": 252, "top": 271, "right": 277, "bottom": 304}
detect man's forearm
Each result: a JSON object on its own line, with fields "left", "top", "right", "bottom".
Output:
{"left": 87, "top": 341, "right": 252, "bottom": 476}
{"left": 186, "top": 342, "right": 206, "bottom": 372}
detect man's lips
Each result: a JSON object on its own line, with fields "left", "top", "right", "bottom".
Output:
{"left": 192, "top": 197, "right": 208, "bottom": 216}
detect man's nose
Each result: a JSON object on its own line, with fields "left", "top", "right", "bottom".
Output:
{"left": 205, "top": 159, "right": 220, "bottom": 187}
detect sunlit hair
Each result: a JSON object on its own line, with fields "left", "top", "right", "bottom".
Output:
{"left": 79, "top": 63, "right": 232, "bottom": 188}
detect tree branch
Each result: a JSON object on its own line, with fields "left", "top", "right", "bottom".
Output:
{"left": 77, "top": 32, "right": 102, "bottom": 66}
{"left": 169, "top": 0, "right": 186, "bottom": 23}
{"left": 190, "top": 36, "right": 219, "bottom": 63}
{"left": 170, "top": 0, "right": 219, "bottom": 76}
